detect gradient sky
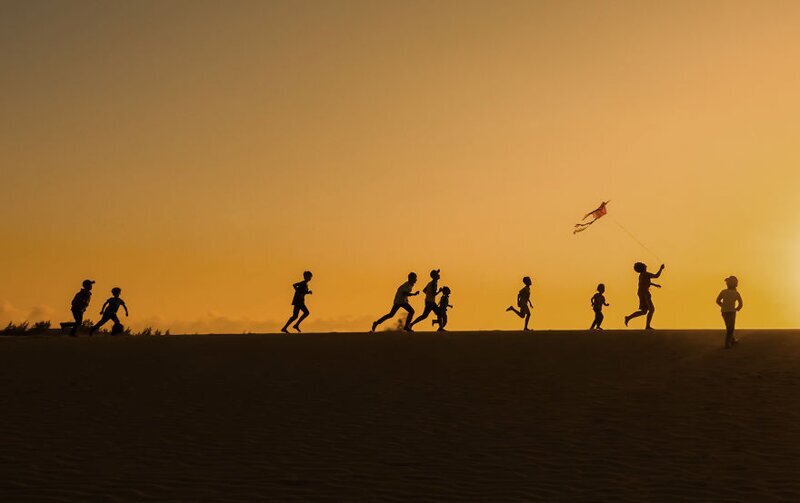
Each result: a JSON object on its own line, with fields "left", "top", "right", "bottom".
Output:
{"left": 2, "top": 0, "right": 800, "bottom": 332}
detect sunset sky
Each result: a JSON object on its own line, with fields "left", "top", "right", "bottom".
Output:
{"left": 2, "top": 0, "right": 800, "bottom": 332}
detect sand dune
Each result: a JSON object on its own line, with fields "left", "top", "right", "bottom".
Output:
{"left": 1, "top": 330, "right": 800, "bottom": 501}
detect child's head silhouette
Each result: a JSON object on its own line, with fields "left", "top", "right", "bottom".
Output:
{"left": 597, "top": 283, "right": 605, "bottom": 293}
{"left": 522, "top": 276, "right": 532, "bottom": 286}
{"left": 82, "top": 279, "right": 95, "bottom": 290}
{"left": 303, "top": 271, "right": 313, "bottom": 281}
{"left": 111, "top": 287, "right": 121, "bottom": 297}
{"left": 725, "top": 276, "right": 738, "bottom": 289}
{"left": 441, "top": 286, "right": 451, "bottom": 295}
{"left": 408, "top": 272, "right": 417, "bottom": 283}
{"left": 430, "top": 269, "right": 440, "bottom": 279}
{"left": 633, "top": 262, "right": 647, "bottom": 273}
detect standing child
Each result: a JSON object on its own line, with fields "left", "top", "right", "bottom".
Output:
{"left": 590, "top": 283, "right": 610, "bottom": 330}
{"left": 432, "top": 286, "right": 453, "bottom": 332}
{"left": 90, "top": 287, "right": 129, "bottom": 335}
{"left": 68, "top": 279, "right": 94, "bottom": 336}
{"left": 372, "top": 272, "right": 420, "bottom": 332}
{"left": 506, "top": 276, "right": 534, "bottom": 331}
{"left": 716, "top": 275, "right": 743, "bottom": 349}
{"left": 625, "top": 262, "right": 665, "bottom": 330}
{"left": 281, "top": 271, "right": 313, "bottom": 333}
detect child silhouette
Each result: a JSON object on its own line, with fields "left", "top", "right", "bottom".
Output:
{"left": 90, "top": 287, "right": 128, "bottom": 335}
{"left": 281, "top": 271, "right": 313, "bottom": 333}
{"left": 590, "top": 284, "right": 609, "bottom": 330}
{"left": 372, "top": 272, "right": 419, "bottom": 333}
{"left": 506, "top": 276, "right": 534, "bottom": 331}
{"left": 625, "top": 262, "right": 664, "bottom": 330}
{"left": 432, "top": 286, "right": 453, "bottom": 332}
{"left": 68, "top": 279, "right": 94, "bottom": 337}
{"left": 716, "top": 275, "right": 743, "bottom": 349}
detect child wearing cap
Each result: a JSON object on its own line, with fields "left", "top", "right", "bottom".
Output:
{"left": 90, "top": 287, "right": 129, "bottom": 335}
{"left": 409, "top": 269, "right": 443, "bottom": 330}
{"left": 716, "top": 276, "right": 743, "bottom": 349}
{"left": 69, "top": 279, "right": 94, "bottom": 336}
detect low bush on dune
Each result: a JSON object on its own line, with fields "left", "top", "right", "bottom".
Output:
{"left": 1, "top": 320, "right": 52, "bottom": 336}
{"left": 0, "top": 320, "right": 170, "bottom": 337}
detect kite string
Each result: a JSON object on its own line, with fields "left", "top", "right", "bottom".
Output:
{"left": 608, "top": 215, "right": 662, "bottom": 262}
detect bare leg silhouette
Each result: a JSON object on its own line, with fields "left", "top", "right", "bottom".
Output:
{"left": 90, "top": 314, "right": 120, "bottom": 335}
{"left": 410, "top": 302, "right": 439, "bottom": 328}
{"left": 372, "top": 303, "right": 414, "bottom": 332}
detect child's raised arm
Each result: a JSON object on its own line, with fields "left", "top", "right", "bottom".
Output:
{"left": 652, "top": 264, "right": 665, "bottom": 278}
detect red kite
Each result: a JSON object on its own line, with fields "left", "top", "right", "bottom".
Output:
{"left": 574, "top": 201, "right": 609, "bottom": 234}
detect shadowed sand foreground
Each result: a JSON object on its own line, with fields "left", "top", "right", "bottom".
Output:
{"left": 2, "top": 330, "right": 800, "bottom": 501}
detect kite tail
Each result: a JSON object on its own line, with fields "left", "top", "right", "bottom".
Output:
{"left": 573, "top": 220, "right": 595, "bottom": 234}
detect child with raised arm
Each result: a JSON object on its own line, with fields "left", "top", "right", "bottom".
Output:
{"left": 506, "top": 276, "right": 534, "bottom": 331}
{"left": 372, "top": 272, "right": 419, "bottom": 333}
{"left": 716, "top": 275, "right": 743, "bottom": 349}
{"left": 432, "top": 286, "right": 453, "bottom": 332}
{"left": 590, "top": 283, "right": 610, "bottom": 330}
{"left": 90, "top": 287, "right": 128, "bottom": 335}
{"left": 281, "top": 271, "right": 313, "bottom": 333}
{"left": 625, "top": 262, "right": 664, "bottom": 330}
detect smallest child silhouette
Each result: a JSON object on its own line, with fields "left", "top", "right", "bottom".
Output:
{"left": 590, "top": 284, "right": 610, "bottom": 330}
{"left": 716, "top": 275, "right": 743, "bottom": 349}
{"left": 281, "top": 271, "right": 313, "bottom": 333}
{"left": 90, "top": 287, "right": 128, "bottom": 335}
{"left": 432, "top": 286, "right": 453, "bottom": 332}
{"left": 506, "top": 276, "right": 534, "bottom": 331}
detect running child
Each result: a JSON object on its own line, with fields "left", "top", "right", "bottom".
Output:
{"left": 625, "top": 262, "right": 664, "bottom": 329}
{"left": 432, "top": 286, "right": 453, "bottom": 332}
{"left": 506, "top": 276, "right": 534, "bottom": 331}
{"left": 410, "top": 269, "right": 442, "bottom": 329}
{"left": 716, "top": 275, "right": 743, "bottom": 349}
{"left": 590, "top": 283, "right": 610, "bottom": 330}
{"left": 372, "top": 272, "right": 419, "bottom": 332}
{"left": 90, "top": 287, "right": 129, "bottom": 335}
{"left": 281, "top": 271, "right": 313, "bottom": 333}
{"left": 68, "top": 279, "right": 94, "bottom": 336}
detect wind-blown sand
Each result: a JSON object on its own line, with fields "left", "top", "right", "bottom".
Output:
{"left": 1, "top": 330, "right": 800, "bottom": 501}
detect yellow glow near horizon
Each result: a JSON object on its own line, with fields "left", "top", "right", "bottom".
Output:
{"left": 1, "top": 1, "right": 800, "bottom": 332}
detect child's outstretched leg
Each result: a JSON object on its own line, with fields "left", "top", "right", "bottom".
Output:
{"left": 281, "top": 307, "right": 300, "bottom": 333}
{"left": 624, "top": 310, "right": 646, "bottom": 327}
{"left": 506, "top": 306, "right": 524, "bottom": 318}
{"left": 90, "top": 316, "right": 110, "bottom": 335}
{"left": 293, "top": 306, "right": 310, "bottom": 332}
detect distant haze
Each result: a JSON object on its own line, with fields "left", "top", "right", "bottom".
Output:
{"left": 2, "top": 0, "right": 799, "bottom": 331}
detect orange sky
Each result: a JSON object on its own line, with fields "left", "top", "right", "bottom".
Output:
{"left": 2, "top": 0, "right": 800, "bottom": 332}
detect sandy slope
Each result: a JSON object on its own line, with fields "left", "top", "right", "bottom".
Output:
{"left": 1, "top": 330, "right": 800, "bottom": 501}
